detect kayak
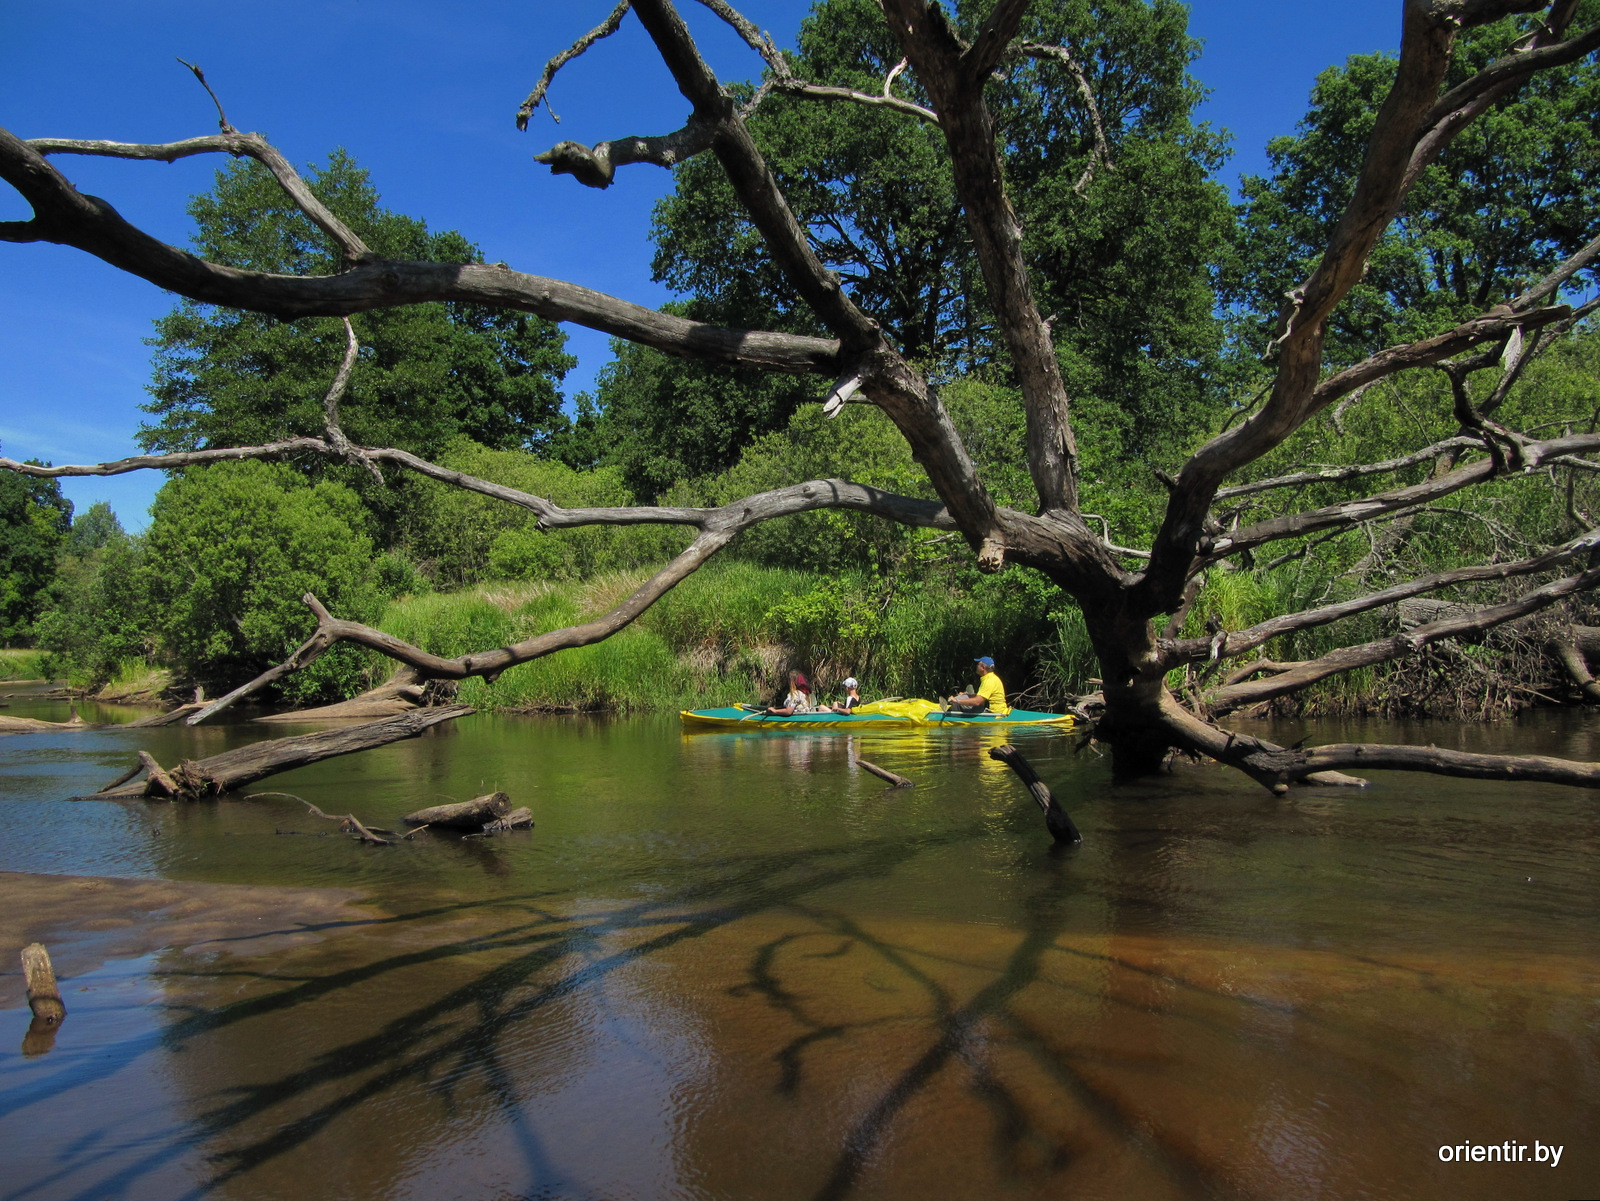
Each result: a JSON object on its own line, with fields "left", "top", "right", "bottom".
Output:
{"left": 679, "top": 701, "right": 1076, "bottom": 730}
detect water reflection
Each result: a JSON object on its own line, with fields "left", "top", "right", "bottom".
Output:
{"left": 0, "top": 710, "right": 1596, "bottom": 1198}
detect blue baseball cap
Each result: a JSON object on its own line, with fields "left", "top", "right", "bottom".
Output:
{"left": 974, "top": 656, "right": 995, "bottom": 667}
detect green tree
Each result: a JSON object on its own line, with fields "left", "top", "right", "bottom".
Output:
{"left": 1228, "top": 7, "right": 1600, "bottom": 362}
{"left": 65, "top": 501, "right": 123, "bottom": 555}
{"left": 0, "top": 465, "right": 72, "bottom": 644}
{"left": 408, "top": 439, "right": 685, "bottom": 586}
{"left": 142, "top": 460, "right": 381, "bottom": 699}
{"left": 595, "top": 0, "right": 1234, "bottom": 488}
{"left": 581, "top": 336, "right": 817, "bottom": 499}
{"left": 141, "top": 151, "right": 577, "bottom": 461}
{"left": 35, "top": 527, "right": 151, "bottom": 687}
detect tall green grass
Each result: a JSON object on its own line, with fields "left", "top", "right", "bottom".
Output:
{"left": 0, "top": 649, "right": 49, "bottom": 681}
{"left": 373, "top": 560, "right": 1065, "bottom": 712}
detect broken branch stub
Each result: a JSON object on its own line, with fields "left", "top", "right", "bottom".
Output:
{"left": 988, "top": 744, "right": 1082, "bottom": 844}
{"left": 856, "top": 759, "right": 913, "bottom": 788}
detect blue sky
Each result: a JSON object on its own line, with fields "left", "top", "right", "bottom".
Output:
{"left": 1, "top": 1, "right": 1399, "bottom": 528}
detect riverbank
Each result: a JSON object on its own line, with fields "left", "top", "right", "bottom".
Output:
{"left": 0, "top": 649, "right": 46, "bottom": 682}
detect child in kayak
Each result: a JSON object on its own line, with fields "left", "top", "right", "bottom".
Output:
{"left": 765, "top": 671, "right": 813, "bottom": 715}
{"left": 830, "top": 678, "right": 862, "bottom": 714}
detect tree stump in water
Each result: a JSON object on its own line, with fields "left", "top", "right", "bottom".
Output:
{"left": 988, "top": 744, "right": 1083, "bottom": 845}
{"left": 403, "top": 792, "right": 512, "bottom": 830}
{"left": 21, "top": 943, "right": 66, "bottom": 1026}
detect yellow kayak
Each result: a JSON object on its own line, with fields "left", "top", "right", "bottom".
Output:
{"left": 680, "top": 698, "right": 1076, "bottom": 730}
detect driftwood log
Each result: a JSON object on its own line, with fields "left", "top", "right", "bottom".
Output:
{"left": 403, "top": 791, "right": 511, "bottom": 830}
{"left": 856, "top": 759, "right": 913, "bottom": 789}
{"left": 21, "top": 943, "right": 65, "bottom": 1026}
{"left": 252, "top": 666, "right": 432, "bottom": 723}
{"left": 0, "top": 712, "right": 87, "bottom": 735}
{"left": 481, "top": 806, "right": 535, "bottom": 834}
{"left": 90, "top": 705, "right": 474, "bottom": 799}
{"left": 988, "top": 744, "right": 1083, "bottom": 845}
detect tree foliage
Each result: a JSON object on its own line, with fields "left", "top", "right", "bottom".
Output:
{"left": 141, "top": 460, "right": 381, "bottom": 698}
{"left": 586, "top": 0, "right": 1235, "bottom": 495}
{"left": 0, "top": 465, "right": 71, "bottom": 645}
{"left": 1228, "top": 5, "right": 1600, "bottom": 362}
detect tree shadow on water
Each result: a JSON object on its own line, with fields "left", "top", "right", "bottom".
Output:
{"left": 5, "top": 824, "right": 998, "bottom": 1200}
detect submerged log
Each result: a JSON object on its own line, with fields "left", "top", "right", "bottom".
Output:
{"left": 90, "top": 705, "right": 474, "bottom": 799}
{"left": 1299, "top": 742, "right": 1600, "bottom": 787}
{"left": 402, "top": 791, "right": 511, "bottom": 830}
{"left": 988, "top": 744, "right": 1083, "bottom": 845}
{"left": 21, "top": 943, "right": 66, "bottom": 1026}
{"left": 1301, "top": 770, "right": 1370, "bottom": 787}
{"left": 481, "top": 806, "right": 534, "bottom": 834}
{"left": 856, "top": 759, "right": 913, "bottom": 789}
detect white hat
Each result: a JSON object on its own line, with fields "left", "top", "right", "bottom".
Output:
{"left": 843, "top": 678, "right": 858, "bottom": 688}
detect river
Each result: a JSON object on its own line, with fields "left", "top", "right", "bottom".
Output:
{"left": 0, "top": 686, "right": 1596, "bottom": 1200}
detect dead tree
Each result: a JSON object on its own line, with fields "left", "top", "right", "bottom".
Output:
{"left": 6, "top": 1, "right": 1600, "bottom": 794}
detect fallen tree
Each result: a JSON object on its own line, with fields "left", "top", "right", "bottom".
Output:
{"left": 88, "top": 705, "right": 473, "bottom": 799}
{"left": 6, "top": 1, "right": 1600, "bottom": 793}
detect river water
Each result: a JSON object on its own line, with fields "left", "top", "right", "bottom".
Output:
{"left": 0, "top": 687, "right": 1596, "bottom": 1200}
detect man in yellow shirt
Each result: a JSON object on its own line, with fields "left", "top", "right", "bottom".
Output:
{"left": 947, "top": 656, "right": 1010, "bottom": 715}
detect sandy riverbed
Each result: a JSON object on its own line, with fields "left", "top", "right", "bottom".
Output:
{"left": 0, "top": 871, "right": 377, "bottom": 1008}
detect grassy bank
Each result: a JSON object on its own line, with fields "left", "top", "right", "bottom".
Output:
{"left": 0, "top": 649, "right": 49, "bottom": 682}
{"left": 373, "top": 561, "right": 1065, "bottom": 712}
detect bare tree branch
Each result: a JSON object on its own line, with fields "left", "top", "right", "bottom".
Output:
{"left": 1136, "top": 1, "right": 1582, "bottom": 616}
{"left": 1210, "top": 433, "right": 1600, "bottom": 561}
{"left": 1166, "top": 525, "right": 1600, "bottom": 667}
{"left": 1165, "top": 690, "right": 1600, "bottom": 792}
{"left": 616, "top": 0, "right": 1013, "bottom": 564}
{"left": 1016, "top": 42, "right": 1112, "bottom": 193}
{"left": 175, "top": 58, "right": 232, "bottom": 131}
{"left": 0, "top": 443, "right": 955, "bottom": 532}
{"left": 1216, "top": 436, "right": 1480, "bottom": 500}
{"left": 534, "top": 116, "right": 716, "bottom": 188}
{"left": 769, "top": 79, "right": 938, "bottom": 123}
{"left": 27, "top": 131, "right": 372, "bottom": 262}
{"left": 963, "top": 0, "right": 1034, "bottom": 81}
{"left": 1306, "top": 302, "right": 1571, "bottom": 418}
{"left": 0, "top": 125, "right": 838, "bottom": 372}
{"left": 516, "top": 1, "right": 632, "bottom": 128}
{"left": 884, "top": 0, "right": 1082, "bottom": 513}
{"left": 1207, "top": 560, "right": 1600, "bottom": 714}
{"left": 1295, "top": 742, "right": 1600, "bottom": 788}
{"left": 320, "top": 317, "right": 382, "bottom": 481}
{"left": 1405, "top": 19, "right": 1600, "bottom": 190}
{"left": 1515, "top": 230, "right": 1600, "bottom": 307}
